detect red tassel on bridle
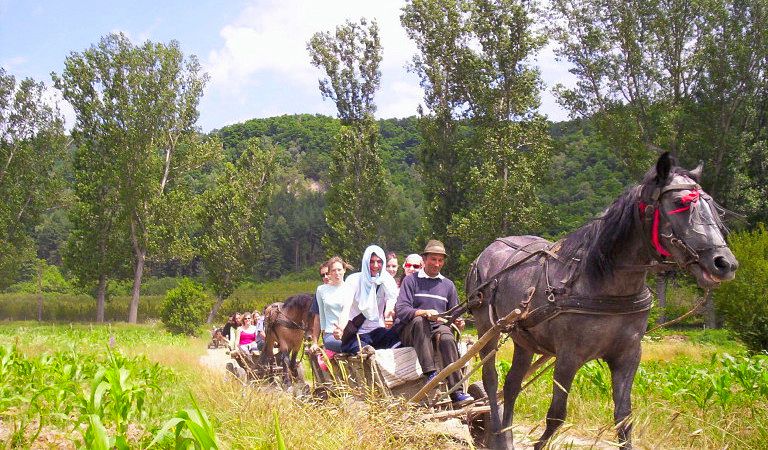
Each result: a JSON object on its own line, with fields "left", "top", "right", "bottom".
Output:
{"left": 640, "top": 189, "right": 699, "bottom": 257}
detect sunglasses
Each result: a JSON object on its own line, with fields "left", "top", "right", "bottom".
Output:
{"left": 404, "top": 263, "right": 422, "bottom": 269}
{"left": 244, "top": 317, "right": 252, "bottom": 320}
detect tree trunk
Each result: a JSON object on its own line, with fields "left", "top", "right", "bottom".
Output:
{"left": 128, "top": 252, "right": 145, "bottom": 323}
{"left": 655, "top": 272, "right": 667, "bottom": 325}
{"left": 96, "top": 273, "right": 107, "bottom": 323}
{"left": 37, "top": 261, "right": 43, "bottom": 322}
{"left": 128, "top": 216, "right": 146, "bottom": 324}
{"left": 207, "top": 293, "right": 225, "bottom": 324}
{"left": 294, "top": 240, "right": 300, "bottom": 271}
{"left": 703, "top": 289, "right": 718, "bottom": 329}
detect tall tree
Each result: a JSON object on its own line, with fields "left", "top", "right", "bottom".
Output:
{"left": 308, "top": 19, "right": 392, "bottom": 261}
{"left": 449, "top": 0, "right": 551, "bottom": 267}
{"left": 401, "top": 0, "right": 470, "bottom": 259}
{"left": 549, "top": 0, "right": 768, "bottom": 204}
{"left": 55, "top": 33, "right": 214, "bottom": 323}
{"left": 0, "top": 68, "right": 67, "bottom": 288}
{"left": 198, "top": 137, "right": 279, "bottom": 323}
{"left": 403, "top": 0, "right": 550, "bottom": 271}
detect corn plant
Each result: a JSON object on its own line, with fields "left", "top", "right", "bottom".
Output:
{"left": 148, "top": 395, "right": 219, "bottom": 449}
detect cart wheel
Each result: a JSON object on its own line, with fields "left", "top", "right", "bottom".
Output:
{"left": 467, "top": 381, "right": 490, "bottom": 448}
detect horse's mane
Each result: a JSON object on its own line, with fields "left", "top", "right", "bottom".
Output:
{"left": 282, "top": 293, "right": 313, "bottom": 310}
{"left": 281, "top": 293, "right": 314, "bottom": 325}
{"left": 558, "top": 165, "right": 699, "bottom": 284}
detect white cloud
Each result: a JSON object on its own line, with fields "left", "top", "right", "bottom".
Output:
{"left": 1, "top": 56, "right": 28, "bottom": 72}
{"left": 199, "top": 0, "right": 571, "bottom": 127}
{"left": 204, "top": 1, "right": 417, "bottom": 102}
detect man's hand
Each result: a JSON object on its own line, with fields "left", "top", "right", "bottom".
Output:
{"left": 332, "top": 322, "right": 343, "bottom": 340}
{"left": 419, "top": 309, "right": 440, "bottom": 321}
{"left": 384, "top": 309, "right": 395, "bottom": 329}
{"left": 309, "top": 342, "right": 322, "bottom": 355}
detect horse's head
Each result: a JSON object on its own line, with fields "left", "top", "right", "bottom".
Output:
{"left": 641, "top": 152, "right": 738, "bottom": 288}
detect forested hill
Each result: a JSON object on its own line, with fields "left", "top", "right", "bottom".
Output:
{"left": 213, "top": 114, "right": 632, "bottom": 278}
{"left": 217, "top": 114, "right": 423, "bottom": 189}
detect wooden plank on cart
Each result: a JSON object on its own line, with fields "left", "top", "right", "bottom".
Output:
{"left": 409, "top": 308, "right": 522, "bottom": 404}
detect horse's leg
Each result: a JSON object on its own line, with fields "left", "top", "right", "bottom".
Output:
{"left": 480, "top": 334, "right": 512, "bottom": 449}
{"left": 501, "top": 344, "right": 534, "bottom": 432}
{"left": 606, "top": 347, "right": 641, "bottom": 449}
{"left": 534, "top": 356, "right": 581, "bottom": 450}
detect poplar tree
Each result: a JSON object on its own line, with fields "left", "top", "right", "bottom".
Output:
{"left": 55, "top": 33, "right": 215, "bottom": 323}
{"left": 0, "top": 69, "right": 67, "bottom": 287}
{"left": 402, "top": 0, "right": 551, "bottom": 269}
{"left": 198, "top": 137, "right": 279, "bottom": 323}
{"left": 308, "top": 19, "right": 392, "bottom": 261}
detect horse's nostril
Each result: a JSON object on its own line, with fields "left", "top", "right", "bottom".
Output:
{"left": 714, "top": 256, "right": 731, "bottom": 272}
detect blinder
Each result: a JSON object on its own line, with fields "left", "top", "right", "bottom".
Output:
{"left": 640, "top": 179, "right": 726, "bottom": 266}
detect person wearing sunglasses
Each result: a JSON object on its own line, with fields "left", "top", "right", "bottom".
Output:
{"left": 402, "top": 253, "right": 424, "bottom": 278}
{"left": 395, "top": 240, "right": 473, "bottom": 406}
{"left": 235, "top": 313, "right": 260, "bottom": 353}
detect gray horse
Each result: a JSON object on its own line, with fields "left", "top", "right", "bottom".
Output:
{"left": 466, "top": 153, "right": 738, "bottom": 449}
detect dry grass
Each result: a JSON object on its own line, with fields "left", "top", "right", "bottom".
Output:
{"left": 189, "top": 375, "right": 469, "bottom": 449}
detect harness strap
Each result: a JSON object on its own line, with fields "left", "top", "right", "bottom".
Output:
{"left": 517, "top": 288, "right": 653, "bottom": 330}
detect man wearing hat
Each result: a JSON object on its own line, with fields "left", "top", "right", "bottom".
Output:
{"left": 395, "top": 239, "right": 473, "bottom": 405}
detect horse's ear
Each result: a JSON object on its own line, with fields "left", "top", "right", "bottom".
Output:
{"left": 655, "top": 152, "right": 672, "bottom": 185}
{"left": 689, "top": 162, "right": 703, "bottom": 181}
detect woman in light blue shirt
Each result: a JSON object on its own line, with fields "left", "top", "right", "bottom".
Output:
{"left": 310, "top": 256, "right": 352, "bottom": 353}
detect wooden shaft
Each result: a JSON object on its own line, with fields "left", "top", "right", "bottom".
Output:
{"left": 409, "top": 308, "right": 522, "bottom": 404}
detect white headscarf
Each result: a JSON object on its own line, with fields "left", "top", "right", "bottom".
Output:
{"left": 357, "top": 245, "right": 399, "bottom": 321}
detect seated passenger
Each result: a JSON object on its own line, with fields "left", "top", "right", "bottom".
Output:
{"left": 402, "top": 253, "right": 423, "bottom": 278}
{"left": 395, "top": 239, "right": 473, "bottom": 405}
{"left": 221, "top": 313, "right": 240, "bottom": 344}
{"left": 335, "top": 245, "right": 401, "bottom": 354}
{"left": 253, "top": 311, "right": 266, "bottom": 351}
{"left": 235, "top": 313, "right": 260, "bottom": 353}
{"left": 310, "top": 256, "right": 352, "bottom": 354}
{"left": 387, "top": 252, "right": 402, "bottom": 287}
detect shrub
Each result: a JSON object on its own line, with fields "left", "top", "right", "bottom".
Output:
{"left": 715, "top": 224, "right": 768, "bottom": 352}
{"left": 161, "top": 279, "right": 212, "bottom": 335}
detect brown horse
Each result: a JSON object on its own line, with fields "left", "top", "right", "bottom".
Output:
{"left": 466, "top": 153, "right": 738, "bottom": 449}
{"left": 260, "top": 293, "right": 314, "bottom": 387}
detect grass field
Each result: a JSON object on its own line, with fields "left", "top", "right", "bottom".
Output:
{"left": 1, "top": 321, "right": 766, "bottom": 449}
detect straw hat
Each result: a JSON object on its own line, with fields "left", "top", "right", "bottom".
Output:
{"left": 422, "top": 239, "right": 448, "bottom": 256}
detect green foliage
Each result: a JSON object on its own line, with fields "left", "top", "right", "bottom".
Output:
{"left": 307, "top": 18, "right": 382, "bottom": 123}
{"left": 549, "top": 0, "right": 768, "bottom": 218}
{"left": 308, "top": 19, "right": 395, "bottom": 262}
{"left": 0, "top": 293, "right": 165, "bottom": 322}
{"left": 322, "top": 119, "right": 393, "bottom": 261}
{"left": 149, "top": 395, "right": 219, "bottom": 449}
{"left": 55, "top": 32, "right": 216, "bottom": 323}
{"left": 0, "top": 325, "right": 216, "bottom": 448}
{"left": 6, "top": 260, "right": 74, "bottom": 294}
{"left": 0, "top": 69, "right": 67, "bottom": 289}
{"left": 197, "top": 137, "right": 279, "bottom": 316}
{"left": 715, "top": 225, "right": 768, "bottom": 352}
{"left": 161, "top": 279, "right": 212, "bottom": 335}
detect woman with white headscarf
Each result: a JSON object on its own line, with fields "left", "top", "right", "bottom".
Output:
{"left": 334, "top": 244, "right": 401, "bottom": 353}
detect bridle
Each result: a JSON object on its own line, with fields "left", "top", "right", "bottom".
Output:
{"left": 638, "top": 179, "right": 723, "bottom": 269}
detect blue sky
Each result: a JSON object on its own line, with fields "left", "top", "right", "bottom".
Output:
{"left": 1, "top": 0, "right": 572, "bottom": 132}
